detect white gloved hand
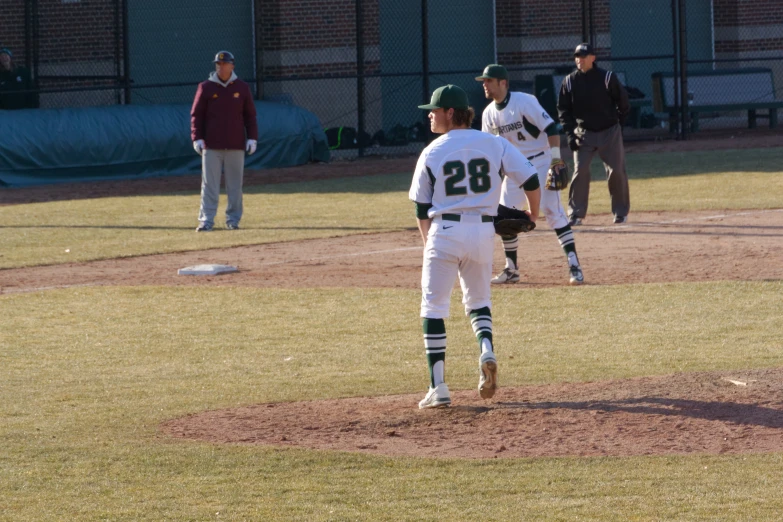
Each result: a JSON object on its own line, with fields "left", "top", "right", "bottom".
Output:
{"left": 245, "top": 139, "right": 257, "bottom": 155}
{"left": 193, "top": 139, "right": 205, "bottom": 156}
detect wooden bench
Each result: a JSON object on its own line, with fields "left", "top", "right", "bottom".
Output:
{"left": 652, "top": 68, "right": 783, "bottom": 132}
{"left": 535, "top": 71, "right": 652, "bottom": 128}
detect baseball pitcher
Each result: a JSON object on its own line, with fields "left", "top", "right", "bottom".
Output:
{"left": 410, "top": 84, "right": 540, "bottom": 409}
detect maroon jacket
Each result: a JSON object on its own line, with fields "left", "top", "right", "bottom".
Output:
{"left": 190, "top": 72, "right": 258, "bottom": 150}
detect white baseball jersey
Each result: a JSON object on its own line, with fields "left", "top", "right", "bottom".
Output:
{"left": 482, "top": 92, "right": 556, "bottom": 159}
{"left": 483, "top": 92, "right": 570, "bottom": 229}
{"left": 408, "top": 128, "right": 536, "bottom": 216}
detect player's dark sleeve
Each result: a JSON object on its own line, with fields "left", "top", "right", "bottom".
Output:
{"left": 190, "top": 83, "right": 207, "bottom": 141}
{"left": 522, "top": 173, "right": 540, "bottom": 191}
{"left": 414, "top": 202, "right": 433, "bottom": 219}
{"left": 243, "top": 83, "right": 259, "bottom": 140}
{"left": 610, "top": 74, "right": 631, "bottom": 123}
{"left": 557, "top": 77, "right": 577, "bottom": 139}
{"left": 544, "top": 122, "right": 561, "bottom": 136}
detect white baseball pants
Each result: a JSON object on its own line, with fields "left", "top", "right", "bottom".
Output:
{"left": 500, "top": 153, "right": 569, "bottom": 230}
{"left": 420, "top": 215, "right": 495, "bottom": 319}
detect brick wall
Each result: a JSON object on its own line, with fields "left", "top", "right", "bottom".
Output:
{"left": 714, "top": 0, "right": 783, "bottom": 55}
{"left": 258, "top": 0, "right": 379, "bottom": 78}
{"left": 495, "top": 0, "right": 609, "bottom": 67}
{"left": 37, "top": 0, "right": 119, "bottom": 63}
{"left": 0, "top": 2, "right": 26, "bottom": 63}
{"left": 714, "top": 0, "right": 783, "bottom": 26}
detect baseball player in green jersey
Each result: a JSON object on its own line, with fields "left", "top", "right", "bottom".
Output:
{"left": 409, "top": 84, "right": 541, "bottom": 409}
{"left": 477, "top": 64, "right": 584, "bottom": 285}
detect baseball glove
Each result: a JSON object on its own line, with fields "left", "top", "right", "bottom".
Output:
{"left": 493, "top": 205, "right": 536, "bottom": 238}
{"left": 545, "top": 159, "right": 569, "bottom": 191}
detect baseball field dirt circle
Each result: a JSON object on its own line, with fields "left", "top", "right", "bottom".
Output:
{"left": 161, "top": 368, "right": 783, "bottom": 459}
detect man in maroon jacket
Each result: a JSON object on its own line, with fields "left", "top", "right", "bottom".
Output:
{"left": 191, "top": 50, "right": 258, "bottom": 231}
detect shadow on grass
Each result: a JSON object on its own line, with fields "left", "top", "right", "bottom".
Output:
{"left": 496, "top": 397, "right": 783, "bottom": 428}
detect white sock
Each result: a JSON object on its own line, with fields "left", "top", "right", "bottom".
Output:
{"left": 567, "top": 251, "right": 579, "bottom": 267}
{"left": 480, "top": 338, "right": 493, "bottom": 355}
{"left": 432, "top": 361, "right": 444, "bottom": 387}
{"left": 505, "top": 258, "right": 517, "bottom": 270}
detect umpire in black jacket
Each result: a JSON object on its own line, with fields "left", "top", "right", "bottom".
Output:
{"left": 558, "top": 43, "right": 630, "bottom": 225}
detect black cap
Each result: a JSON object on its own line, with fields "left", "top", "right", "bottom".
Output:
{"left": 573, "top": 43, "right": 595, "bottom": 57}
{"left": 213, "top": 51, "right": 235, "bottom": 64}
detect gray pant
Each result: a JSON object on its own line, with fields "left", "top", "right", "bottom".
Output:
{"left": 198, "top": 149, "right": 245, "bottom": 226}
{"left": 568, "top": 123, "right": 630, "bottom": 219}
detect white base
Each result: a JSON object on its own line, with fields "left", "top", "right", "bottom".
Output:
{"left": 178, "top": 264, "right": 239, "bottom": 276}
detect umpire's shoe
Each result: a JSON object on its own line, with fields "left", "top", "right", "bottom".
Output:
{"left": 491, "top": 268, "right": 520, "bottom": 284}
{"left": 569, "top": 265, "right": 584, "bottom": 285}
{"left": 196, "top": 222, "right": 214, "bottom": 232}
{"left": 478, "top": 351, "right": 498, "bottom": 399}
{"left": 419, "top": 383, "right": 451, "bottom": 409}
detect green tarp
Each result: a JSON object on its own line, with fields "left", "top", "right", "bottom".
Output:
{"left": 0, "top": 101, "right": 330, "bottom": 187}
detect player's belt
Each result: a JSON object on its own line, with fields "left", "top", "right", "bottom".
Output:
{"left": 441, "top": 214, "right": 494, "bottom": 223}
{"left": 527, "top": 151, "right": 545, "bottom": 160}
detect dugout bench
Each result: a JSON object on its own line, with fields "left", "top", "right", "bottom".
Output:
{"left": 652, "top": 68, "right": 783, "bottom": 132}
{"left": 535, "top": 71, "right": 653, "bottom": 128}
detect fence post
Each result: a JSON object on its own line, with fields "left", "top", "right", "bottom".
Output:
{"left": 581, "top": 0, "right": 588, "bottom": 43}
{"left": 421, "top": 0, "right": 430, "bottom": 140}
{"left": 114, "top": 0, "right": 122, "bottom": 105}
{"left": 678, "top": 0, "right": 688, "bottom": 140}
{"left": 356, "top": 0, "right": 365, "bottom": 157}
{"left": 670, "top": 0, "right": 680, "bottom": 137}
{"left": 121, "top": 0, "right": 131, "bottom": 104}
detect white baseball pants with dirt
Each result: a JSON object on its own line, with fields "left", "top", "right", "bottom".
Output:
{"left": 500, "top": 152, "right": 569, "bottom": 229}
{"left": 420, "top": 215, "right": 496, "bottom": 319}
{"left": 198, "top": 149, "right": 245, "bottom": 227}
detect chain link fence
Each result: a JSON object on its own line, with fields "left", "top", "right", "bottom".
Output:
{"left": 5, "top": 0, "right": 783, "bottom": 151}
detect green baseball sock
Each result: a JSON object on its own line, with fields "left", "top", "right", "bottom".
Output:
{"left": 422, "top": 318, "right": 446, "bottom": 388}
{"left": 469, "top": 307, "right": 493, "bottom": 354}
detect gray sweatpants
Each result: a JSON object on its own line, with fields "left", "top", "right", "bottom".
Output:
{"left": 198, "top": 149, "right": 245, "bottom": 226}
{"left": 568, "top": 123, "right": 630, "bottom": 220}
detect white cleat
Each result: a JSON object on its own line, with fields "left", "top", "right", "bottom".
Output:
{"left": 478, "top": 351, "right": 498, "bottom": 399}
{"left": 419, "top": 383, "right": 451, "bottom": 409}
{"left": 491, "top": 268, "right": 520, "bottom": 284}
{"left": 569, "top": 265, "right": 584, "bottom": 285}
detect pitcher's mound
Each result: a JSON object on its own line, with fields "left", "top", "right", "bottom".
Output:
{"left": 161, "top": 368, "right": 783, "bottom": 459}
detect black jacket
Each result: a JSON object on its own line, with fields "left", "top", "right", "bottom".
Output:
{"left": 557, "top": 66, "right": 630, "bottom": 139}
{"left": 0, "top": 66, "right": 38, "bottom": 110}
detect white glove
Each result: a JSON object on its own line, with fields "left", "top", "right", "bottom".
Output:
{"left": 193, "top": 139, "right": 205, "bottom": 156}
{"left": 245, "top": 139, "right": 257, "bottom": 155}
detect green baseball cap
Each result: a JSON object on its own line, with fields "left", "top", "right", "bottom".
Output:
{"left": 475, "top": 64, "right": 508, "bottom": 81}
{"left": 418, "top": 84, "right": 470, "bottom": 110}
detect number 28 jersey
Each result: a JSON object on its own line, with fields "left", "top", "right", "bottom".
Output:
{"left": 408, "top": 128, "right": 537, "bottom": 217}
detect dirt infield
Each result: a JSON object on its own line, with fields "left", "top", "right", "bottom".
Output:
{"left": 3, "top": 133, "right": 783, "bottom": 459}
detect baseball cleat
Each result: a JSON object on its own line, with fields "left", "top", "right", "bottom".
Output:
{"left": 569, "top": 265, "right": 584, "bottom": 285}
{"left": 226, "top": 222, "right": 240, "bottom": 230}
{"left": 568, "top": 216, "right": 583, "bottom": 226}
{"left": 491, "top": 268, "right": 520, "bottom": 284}
{"left": 418, "top": 383, "right": 451, "bottom": 409}
{"left": 478, "top": 351, "right": 498, "bottom": 399}
{"left": 613, "top": 215, "right": 627, "bottom": 224}
{"left": 196, "top": 223, "right": 213, "bottom": 232}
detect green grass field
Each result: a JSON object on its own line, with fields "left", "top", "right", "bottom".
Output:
{"left": 2, "top": 146, "right": 783, "bottom": 520}
{"left": 2, "top": 147, "right": 783, "bottom": 269}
